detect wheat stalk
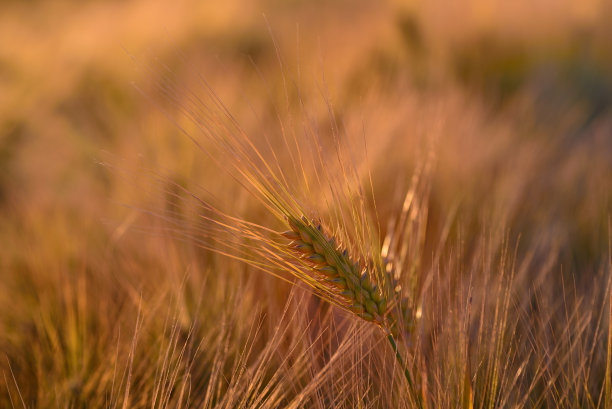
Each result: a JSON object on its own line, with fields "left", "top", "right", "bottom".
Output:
{"left": 277, "top": 214, "right": 422, "bottom": 407}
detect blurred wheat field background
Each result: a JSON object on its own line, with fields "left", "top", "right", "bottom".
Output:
{"left": 1, "top": 0, "right": 612, "bottom": 407}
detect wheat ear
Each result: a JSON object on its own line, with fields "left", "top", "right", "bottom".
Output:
{"left": 282, "top": 216, "right": 387, "bottom": 325}
{"left": 282, "top": 215, "right": 423, "bottom": 406}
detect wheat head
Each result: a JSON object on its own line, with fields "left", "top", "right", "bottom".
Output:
{"left": 282, "top": 216, "right": 388, "bottom": 326}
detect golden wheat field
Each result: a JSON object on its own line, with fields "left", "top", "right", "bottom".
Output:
{"left": 2, "top": 0, "right": 612, "bottom": 407}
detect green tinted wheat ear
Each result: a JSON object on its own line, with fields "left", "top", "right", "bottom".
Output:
{"left": 282, "top": 216, "right": 422, "bottom": 405}
{"left": 282, "top": 216, "right": 388, "bottom": 325}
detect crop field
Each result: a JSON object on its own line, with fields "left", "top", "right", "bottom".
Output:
{"left": 1, "top": 0, "right": 612, "bottom": 407}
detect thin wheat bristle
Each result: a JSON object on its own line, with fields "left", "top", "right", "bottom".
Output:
{"left": 284, "top": 216, "right": 387, "bottom": 325}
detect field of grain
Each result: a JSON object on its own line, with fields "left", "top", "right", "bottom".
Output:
{"left": 1, "top": 0, "right": 612, "bottom": 407}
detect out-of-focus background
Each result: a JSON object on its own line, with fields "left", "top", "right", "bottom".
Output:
{"left": 1, "top": 0, "right": 611, "bottom": 406}
{"left": 2, "top": 0, "right": 611, "bottom": 266}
